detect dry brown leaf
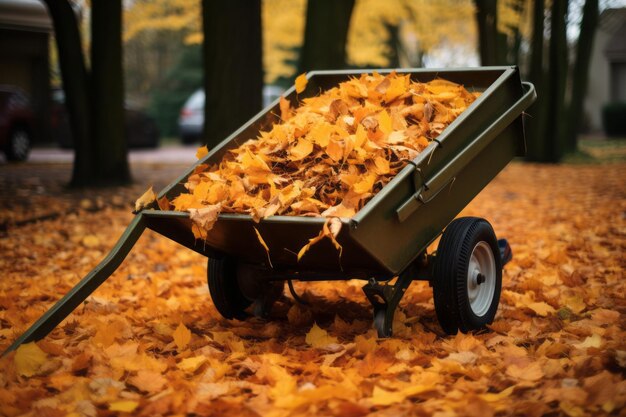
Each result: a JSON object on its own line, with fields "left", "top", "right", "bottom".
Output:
{"left": 135, "top": 186, "right": 156, "bottom": 212}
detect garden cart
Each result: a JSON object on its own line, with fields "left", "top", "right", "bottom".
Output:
{"left": 3, "top": 66, "right": 536, "bottom": 355}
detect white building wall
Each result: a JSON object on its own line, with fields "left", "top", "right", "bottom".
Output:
{"left": 584, "top": 29, "right": 612, "bottom": 132}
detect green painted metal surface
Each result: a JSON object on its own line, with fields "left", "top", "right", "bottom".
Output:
{"left": 149, "top": 66, "right": 536, "bottom": 276}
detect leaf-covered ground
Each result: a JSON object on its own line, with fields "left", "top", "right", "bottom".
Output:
{"left": 0, "top": 162, "right": 624, "bottom": 416}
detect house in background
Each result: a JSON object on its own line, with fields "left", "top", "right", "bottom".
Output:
{"left": 0, "top": 0, "right": 52, "bottom": 142}
{"left": 584, "top": 8, "right": 626, "bottom": 133}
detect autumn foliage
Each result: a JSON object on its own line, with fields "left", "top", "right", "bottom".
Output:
{"left": 0, "top": 162, "right": 625, "bottom": 415}
{"left": 164, "top": 72, "right": 478, "bottom": 240}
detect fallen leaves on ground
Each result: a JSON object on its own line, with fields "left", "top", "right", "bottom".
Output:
{"left": 0, "top": 163, "right": 624, "bottom": 416}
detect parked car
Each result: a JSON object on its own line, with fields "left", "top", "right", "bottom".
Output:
{"left": 178, "top": 85, "right": 285, "bottom": 144}
{"left": 51, "top": 89, "right": 160, "bottom": 149}
{"left": 178, "top": 89, "right": 204, "bottom": 144}
{"left": 0, "top": 85, "right": 34, "bottom": 161}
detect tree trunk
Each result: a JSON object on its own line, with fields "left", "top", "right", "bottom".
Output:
{"left": 525, "top": 0, "right": 547, "bottom": 161}
{"left": 564, "top": 0, "right": 598, "bottom": 153}
{"left": 90, "top": 0, "right": 130, "bottom": 185}
{"left": 474, "top": 0, "right": 499, "bottom": 65}
{"left": 41, "top": 0, "right": 92, "bottom": 186}
{"left": 546, "top": 0, "right": 569, "bottom": 161}
{"left": 298, "top": 0, "right": 355, "bottom": 72}
{"left": 383, "top": 22, "right": 400, "bottom": 68}
{"left": 202, "top": 0, "right": 263, "bottom": 149}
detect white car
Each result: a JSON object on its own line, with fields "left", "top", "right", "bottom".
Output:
{"left": 178, "top": 85, "right": 284, "bottom": 144}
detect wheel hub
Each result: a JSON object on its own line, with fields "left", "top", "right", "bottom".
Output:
{"left": 467, "top": 241, "right": 496, "bottom": 317}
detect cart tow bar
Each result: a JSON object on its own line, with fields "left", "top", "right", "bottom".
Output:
{"left": 2, "top": 213, "right": 147, "bottom": 356}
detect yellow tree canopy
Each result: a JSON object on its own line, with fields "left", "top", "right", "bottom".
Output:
{"left": 124, "top": 0, "right": 201, "bottom": 44}
{"left": 123, "top": 0, "right": 527, "bottom": 83}
{"left": 347, "top": 0, "right": 478, "bottom": 67}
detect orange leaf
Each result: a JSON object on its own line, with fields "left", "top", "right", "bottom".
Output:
{"left": 254, "top": 227, "right": 273, "bottom": 268}
{"left": 290, "top": 138, "right": 314, "bottom": 161}
{"left": 305, "top": 323, "right": 338, "bottom": 348}
{"left": 157, "top": 195, "right": 171, "bottom": 211}
{"left": 196, "top": 145, "right": 209, "bottom": 160}
{"left": 295, "top": 73, "right": 307, "bottom": 94}
{"left": 173, "top": 322, "right": 192, "bottom": 350}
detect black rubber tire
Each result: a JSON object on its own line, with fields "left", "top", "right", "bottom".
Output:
{"left": 207, "top": 257, "right": 251, "bottom": 320}
{"left": 5, "top": 127, "right": 31, "bottom": 162}
{"left": 432, "top": 217, "right": 502, "bottom": 335}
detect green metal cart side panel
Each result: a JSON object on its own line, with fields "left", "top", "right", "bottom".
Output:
{"left": 148, "top": 67, "right": 535, "bottom": 277}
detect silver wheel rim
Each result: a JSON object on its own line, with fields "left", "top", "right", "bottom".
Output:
{"left": 12, "top": 131, "right": 29, "bottom": 159}
{"left": 467, "top": 241, "right": 496, "bottom": 317}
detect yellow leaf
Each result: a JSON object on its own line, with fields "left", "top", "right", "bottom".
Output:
{"left": 307, "top": 122, "right": 332, "bottom": 147}
{"left": 297, "top": 218, "right": 342, "bottom": 261}
{"left": 352, "top": 172, "right": 377, "bottom": 195}
{"left": 378, "top": 109, "right": 392, "bottom": 135}
{"left": 325, "top": 139, "right": 344, "bottom": 162}
{"left": 527, "top": 301, "right": 555, "bottom": 317}
{"left": 384, "top": 75, "right": 406, "bottom": 103}
{"left": 481, "top": 385, "right": 515, "bottom": 402}
{"left": 370, "top": 386, "right": 405, "bottom": 406}
{"left": 295, "top": 73, "right": 307, "bottom": 94}
{"left": 82, "top": 234, "right": 100, "bottom": 248}
{"left": 109, "top": 400, "right": 138, "bottom": 413}
{"left": 14, "top": 342, "right": 47, "bottom": 377}
{"left": 134, "top": 186, "right": 156, "bottom": 212}
{"left": 173, "top": 322, "right": 192, "bottom": 350}
{"left": 171, "top": 193, "right": 201, "bottom": 211}
{"left": 196, "top": 145, "right": 209, "bottom": 160}
{"left": 177, "top": 356, "right": 208, "bottom": 373}
{"left": 305, "top": 323, "right": 338, "bottom": 348}
{"left": 297, "top": 230, "right": 326, "bottom": 261}
{"left": 373, "top": 156, "right": 390, "bottom": 175}
{"left": 564, "top": 295, "right": 586, "bottom": 314}
{"left": 290, "top": 138, "right": 314, "bottom": 161}
{"left": 254, "top": 227, "right": 273, "bottom": 268}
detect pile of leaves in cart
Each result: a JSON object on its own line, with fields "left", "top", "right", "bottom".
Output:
{"left": 1, "top": 163, "right": 624, "bottom": 416}
{"left": 148, "top": 72, "right": 479, "bottom": 241}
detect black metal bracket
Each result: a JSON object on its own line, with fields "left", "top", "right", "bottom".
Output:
{"left": 2, "top": 214, "right": 147, "bottom": 356}
{"left": 362, "top": 252, "right": 433, "bottom": 337}
{"left": 362, "top": 271, "right": 413, "bottom": 338}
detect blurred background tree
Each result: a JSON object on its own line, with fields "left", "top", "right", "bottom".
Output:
{"left": 46, "top": 0, "right": 618, "bottom": 180}
{"left": 298, "top": 0, "right": 355, "bottom": 72}
{"left": 201, "top": 0, "right": 263, "bottom": 148}
{"left": 44, "top": 0, "right": 129, "bottom": 186}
